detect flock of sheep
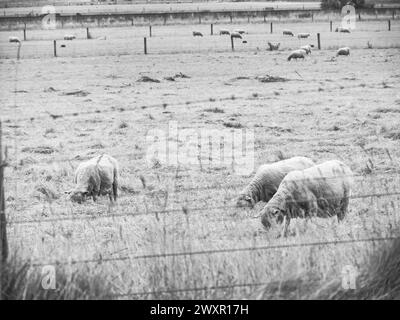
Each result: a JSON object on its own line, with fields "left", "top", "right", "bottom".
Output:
{"left": 191, "top": 27, "right": 351, "bottom": 60}
{"left": 68, "top": 154, "right": 353, "bottom": 237}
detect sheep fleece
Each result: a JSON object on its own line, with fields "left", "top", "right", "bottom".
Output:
{"left": 262, "top": 160, "right": 353, "bottom": 222}
{"left": 73, "top": 154, "right": 119, "bottom": 201}
{"left": 237, "top": 156, "right": 315, "bottom": 206}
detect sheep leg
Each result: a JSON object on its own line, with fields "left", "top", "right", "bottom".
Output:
{"left": 112, "top": 181, "right": 118, "bottom": 202}
{"left": 337, "top": 196, "right": 349, "bottom": 222}
{"left": 282, "top": 216, "right": 291, "bottom": 237}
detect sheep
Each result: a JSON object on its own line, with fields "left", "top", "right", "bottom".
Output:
{"left": 267, "top": 42, "right": 280, "bottom": 51}
{"left": 236, "top": 156, "right": 315, "bottom": 208}
{"left": 283, "top": 30, "right": 294, "bottom": 36}
{"left": 66, "top": 154, "right": 119, "bottom": 204}
{"left": 193, "top": 31, "right": 203, "bottom": 37}
{"left": 297, "top": 33, "right": 310, "bottom": 39}
{"left": 64, "top": 34, "right": 76, "bottom": 40}
{"left": 230, "top": 32, "right": 242, "bottom": 39}
{"left": 219, "top": 29, "right": 230, "bottom": 35}
{"left": 9, "top": 36, "right": 20, "bottom": 43}
{"left": 337, "top": 47, "right": 350, "bottom": 56}
{"left": 234, "top": 29, "right": 246, "bottom": 35}
{"left": 300, "top": 44, "right": 312, "bottom": 54}
{"left": 260, "top": 160, "right": 353, "bottom": 236}
{"left": 287, "top": 49, "right": 307, "bottom": 61}
{"left": 335, "top": 27, "right": 351, "bottom": 33}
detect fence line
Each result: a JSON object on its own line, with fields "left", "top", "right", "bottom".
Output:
{"left": 30, "top": 236, "right": 399, "bottom": 268}
{"left": 6, "top": 190, "right": 400, "bottom": 226}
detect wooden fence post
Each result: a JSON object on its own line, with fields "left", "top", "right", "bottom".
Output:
{"left": 270, "top": 22, "right": 273, "bottom": 33}
{"left": 210, "top": 23, "right": 213, "bottom": 35}
{"left": 317, "top": 33, "right": 321, "bottom": 50}
{"left": 144, "top": 37, "right": 147, "bottom": 54}
{"left": 0, "top": 120, "right": 9, "bottom": 300}
{"left": 53, "top": 40, "right": 57, "bottom": 57}
{"left": 230, "top": 35, "right": 234, "bottom": 51}
{"left": 388, "top": 20, "right": 391, "bottom": 31}
{"left": 330, "top": 20, "right": 332, "bottom": 32}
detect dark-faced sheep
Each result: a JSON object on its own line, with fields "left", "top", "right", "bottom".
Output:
{"left": 297, "top": 33, "right": 310, "bottom": 39}
{"left": 260, "top": 160, "right": 353, "bottom": 236}
{"left": 268, "top": 42, "right": 280, "bottom": 51}
{"left": 287, "top": 49, "right": 306, "bottom": 61}
{"left": 283, "top": 30, "right": 294, "bottom": 36}
{"left": 300, "top": 45, "right": 312, "bottom": 54}
{"left": 337, "top": 47, "right": 350, "bottom": 56}
{"left": 234, "top": 29, "right": 246, "bottom": 35}
{"left": 236, "top": 156, "right": 315, "bottom": 208}
{"left": 193, "top": 31, "right": 203, "bottom": 37}
{"left": 67, "top": 154, "right": 119, "bottom": 203}
{"left": 219, "top": 29, "right": 230, "bottom": 35}
{"left": 9, "top": 36, "right": 20, "bottom": 43}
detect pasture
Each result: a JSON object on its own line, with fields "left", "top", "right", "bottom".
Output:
{"left": 0, "top": 18, "right": 400, "bottom": 299}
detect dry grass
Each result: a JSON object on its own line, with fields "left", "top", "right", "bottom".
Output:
{"left": 0, "top": 19, "right": 399, "bottom": 299}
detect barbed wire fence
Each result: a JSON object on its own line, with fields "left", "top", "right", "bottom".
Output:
{"left": 1, "top": 20, "right": 400, "bottom": 298}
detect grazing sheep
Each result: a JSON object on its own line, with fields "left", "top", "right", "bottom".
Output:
{"left": 219, "top": 29, "right": 230, "bottom": 35}
{"left": 260, "top": 160, "right": 353, "bottom": 236}
{"left": 193, "top": 31, "right": 203, "bottom": 37}
{"left": 300, "top": 44, "right": 312, "bottom": 54}
{"left": 234, "top": 29, "right": 246, "bottom": 35}
{"left": 283, "top": 30, "right": 294, "bottom": 36}
{"left": 297, "top": 33, "right": 310, "bottom": 39}
{"left": 337, "top": 47, "right": 350, "bottom": 56}
{"left": 230, "top": 32, "right": 242, "bottom": 39}
{"left": 267, "top": 42, "right": 280, "bottom": 51}
{"left": 9, "top": 36, "right": 20, "bottom": 43}
{"left": 287, "top": 49, "right": 307, "bottom": 61}
{"left": 236, "top": 157, "right": 315, "bottom": 208}
{"left": 67, "top": 154, "right": 119, "bottom": 204}
{"left": 64, "top": 34, "right": 76, "bottom": 40}
{"left": 335, "top": 27, "right": 351, "bottom": 33}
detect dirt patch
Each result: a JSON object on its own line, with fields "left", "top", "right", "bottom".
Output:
{"left": 21, "top": 146, "right": 56, "bottom": 154}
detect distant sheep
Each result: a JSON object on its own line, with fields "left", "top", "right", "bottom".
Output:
{"left": 64, "top": 34, "right": 76, "bottom": 40}
{"left": 283, "top": 30, "right": 294, "bottom": 36}
{"left": 300, "top": 44, "right": 312, "bottom": 54}
{"left": 230, "top": 32, "right": 243, "bottom": 39}
{"left": 193, "top": 31, "right": 203, "bottom": 37}
{"left": 219, "top": 29, "right": 230, "bottom": 35}
{"left": 287, "top": 49, "right": 307, "bottom": 61}
{"left": 67, "top": 154, "right": 119, "bottom": 203}
{"left": 8, "top": 36, "right": 20, "bottom": 43}
{"left": 335, "top": 27, "right": 351, "bottom": 33}
{"left": 297, "top": 33, "right": 310, "bottom": 39}
{"left": 337, "top": 47, "right": 350, "bottom": 56}
{"left": 234, "top": 29, "right": 246, "bottom": 35}
{"left": 267, "top": 42, "right": 280, "bottom": 51}
{"left": 236, "top": 157, "right": 315, "bottom": 208}
{"left": 260, "top": 160, "right": 353, "bottom": 236}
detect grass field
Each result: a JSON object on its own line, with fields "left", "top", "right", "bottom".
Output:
{"left": 1, "top": 19, "right": 400, "bottom": 299}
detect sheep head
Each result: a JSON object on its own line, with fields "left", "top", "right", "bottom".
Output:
{"left": 236, "top": 194, "right": 255, "bottom": 208}
{"left": 260, "top": 205, "right": 285, "bottom": 230}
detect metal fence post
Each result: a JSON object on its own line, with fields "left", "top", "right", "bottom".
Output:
{"left": 317, "top": 33, "right": 321, "bottom": 50}
{"left": 144, "top": 37, "right": 147, "bottom": 54}
{"left": 53, "top": 40, "right": 57, "bottom": 57}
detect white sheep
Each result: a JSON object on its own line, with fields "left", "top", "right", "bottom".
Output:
{"left": 297, "top": 33, "right": 310, "bottom": 39}
{"left": 337, "top": 47, "right": 350, "bottom": 56}
{"left": 300, "top": 44, "right": 312, "bottom": 54}
{"left": 9, "top": 36, "right": 20, "bottom": 43}
{"left": 267, "top": 42, "right": 280, "bottom": 51}
{"left": 193, "top": 31, "right": 203, "bottom": 37}
{"left": 335, "top": 27, "right": 351, "bottom": 33}
{"left": 287, "top": 49, "right": 307, "bottom": 61}
{"left": 67, "top": 154, "right": 119, "bottom": 203}
{"left": 260, "top": 160, "right": 353, "bottom": 236}
{"left": 230, "top": 32, "right": 242, "bottom": 39}
{"left": 219, "top": 29, "right": 230, "bottom": 35}
{"left": 64, "top": 34, "right": 76, "bottom": 40}
{"left": 283, "top": 30, "right": 294, "bottom": 36}
{"left": 236, "top": 157, "right": 315, "bottom": 208}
